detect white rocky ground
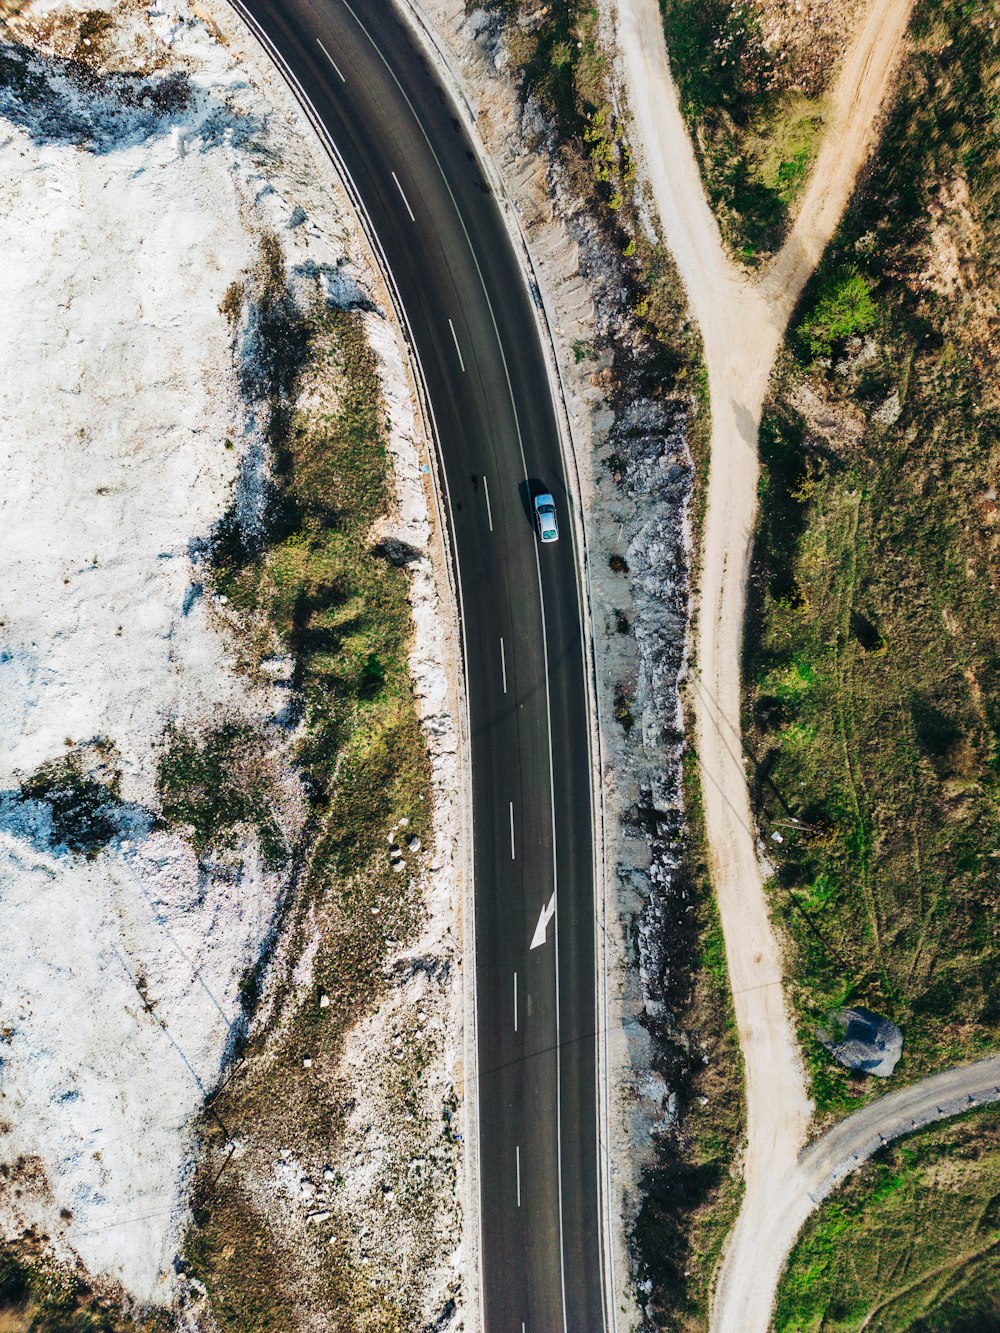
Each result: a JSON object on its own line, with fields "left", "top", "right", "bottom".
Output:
{"left": 0, "top": 0, "right": 462, "bottom": 1316}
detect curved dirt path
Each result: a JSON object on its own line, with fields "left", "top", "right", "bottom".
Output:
{"left": 745, "top": 1056, "right": 1000, "bottom": 1327}
{"left": 611, "top": 0, "right": 915, "bottom": 1328}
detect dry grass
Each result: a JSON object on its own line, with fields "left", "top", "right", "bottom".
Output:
{"left": 183, "top": 242, "right": 435, "bottom": 1330}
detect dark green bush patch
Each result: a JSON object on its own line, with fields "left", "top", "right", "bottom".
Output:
{"left": 796, "top": 268, "right": 878, "bottom": 358}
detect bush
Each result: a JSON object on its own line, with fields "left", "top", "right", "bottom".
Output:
{"left": 797, "top": 268, "right": 877, "bottom": 356}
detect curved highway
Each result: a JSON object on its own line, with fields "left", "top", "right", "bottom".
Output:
{"left": 230, "top": 2, "right": 606, "bottom": 1329}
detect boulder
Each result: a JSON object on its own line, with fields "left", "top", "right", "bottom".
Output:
{"left": 817, "top": 1006, "right": 903, "bottom": 1077}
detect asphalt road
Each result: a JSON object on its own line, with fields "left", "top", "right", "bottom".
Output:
{"left": 231, "top": 3, "right": 605, "bottom": 1328}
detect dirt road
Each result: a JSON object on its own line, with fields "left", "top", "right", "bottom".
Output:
{"left": 734, "top": 1056, "right": 1000, "bottom": 1326}
{"left": 612, "top": 0, "right": 916, "bottom": 1327}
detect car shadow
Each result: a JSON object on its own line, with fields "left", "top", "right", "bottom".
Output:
{"left": 519, "top": 478, "right": 547, "bottom": 531}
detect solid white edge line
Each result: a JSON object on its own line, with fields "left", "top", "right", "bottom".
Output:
{"left": 509, "top": 800, "right": 515, "bottom": 861}
{"left": 500, "top": 635, "right": 507, "bottom": 693}
{"left": 449, "top": 317, "right": 467, "bottom": 372}
{"left": 483, "top": 474, "right": 494, "bottom": 531}
{"left": 391, "top": 169, "right": 416, "bottom": 221}
{"left": 396, "top": 8, "right": 617, "bottom": 1328}
{"left": 516, "top": 1144, "right": 521, "bottom": 1207}
{"left": 513, "top": 970, "right": 518, "bottom": 1032}
{"left": 316, "top": 37, "right": 346, "bottom": 82}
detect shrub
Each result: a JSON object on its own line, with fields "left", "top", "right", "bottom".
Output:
{"left": 797, "top": 268, "right": 877, "bottom": 356}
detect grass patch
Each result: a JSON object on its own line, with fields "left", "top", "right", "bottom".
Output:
{"left": 775, "top": 1106, "right": 1000, "bottom": 1331}
{"left": 156, "top": 724, "right": 286, "bottom": 865}
{"left": 745, "top": 0, "right": 1000, "bottom": 1117}
{"left": 0, "top": 1242, "right": 168, "bottom": 1333}
{"left": 184, "top": 240, "right": 434, "bottom": 1327}
{"left": 658, "top": 0, "right": 828, "bottom": 262}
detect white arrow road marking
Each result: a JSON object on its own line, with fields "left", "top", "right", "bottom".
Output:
{"left": 530, "top": 892, "right": 556, "bottom": 949}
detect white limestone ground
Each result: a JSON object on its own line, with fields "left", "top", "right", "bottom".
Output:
{"left": 0, "top": 0, "right": 463, "bottom": 1315}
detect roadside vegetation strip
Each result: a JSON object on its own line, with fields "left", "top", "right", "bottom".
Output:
{"left": 630, "top": 750, "right": 746, "bottom": 1332}
{"left": 746, "top": 0, "right": 1000, "bottom": 1121}
{"left": 776, "top": 1104, "right": 1000, "bottom": 1332}
{"left": 611, "top": 0, "right": 921, "bottom": 1329}
{"left": 183, "top": 237, "right": 439, "bottom": 1331}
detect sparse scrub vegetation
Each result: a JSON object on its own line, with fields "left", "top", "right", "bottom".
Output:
{"left": 775, "top": 1107, "right": 1000, "bottom": 1331}
{"left": 745, "top": 0, "right": 1000, "bottom": 1118}
{"left": 185, "top": 237, "right": 435, "bottom": 1327}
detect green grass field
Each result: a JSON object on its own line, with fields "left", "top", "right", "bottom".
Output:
{"left": 744, "top": 0, "right": 1000, "bottom": 1118}
{"left": 775, "top": 1107, "right": 1000, "bottom": 1331}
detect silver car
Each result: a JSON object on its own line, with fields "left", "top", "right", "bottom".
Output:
{"left": 533, "top": 492, "right": 559, "bottom": 543}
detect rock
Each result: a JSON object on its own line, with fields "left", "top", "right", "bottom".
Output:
{"left": 319, "top": 994, "right": 330, "bottom": 1009}
{"left": 817, "top": 1007, "right": 903, "bottom": 1077}
{"left": 407, "top": 835, "right": 421, "bottom": 853}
